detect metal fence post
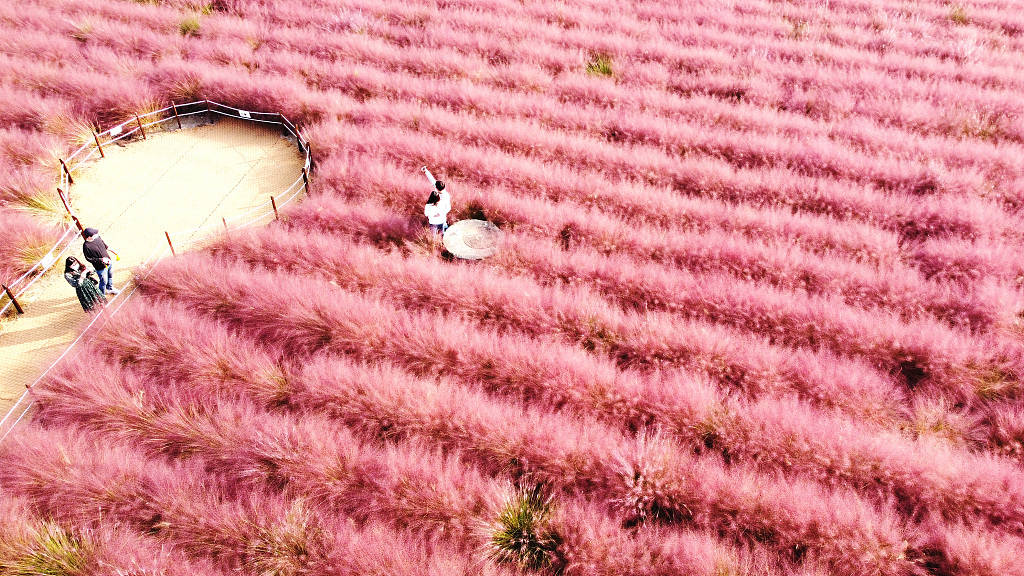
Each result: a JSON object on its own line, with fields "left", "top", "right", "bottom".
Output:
{"left": 2, "top": 284, "right": 24, "bottom": 315}
{"left": 302, "top": 167, "right": 310, "bottom": 194}
{"left": 271, "top": 196, "right": 279, "bottom": 220}
{"left": 135, "top": 113, "right": 146, "bottom": 140}
{"left": 172, "top": 101, "right": 182, "bottom": 130}
{"left": 165, "top": 231, "right": 176, "bottom": 257}
{"left": 93, "top": 131, "right": 105, "bottom": 158}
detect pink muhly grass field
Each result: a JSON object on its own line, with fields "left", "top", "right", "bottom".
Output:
{"left": 3, "top": 0, "right": 1024, "bottom": 574}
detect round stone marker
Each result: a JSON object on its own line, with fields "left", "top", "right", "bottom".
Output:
{"left": 443, "top": 219, "right": 502, "bottom": 260}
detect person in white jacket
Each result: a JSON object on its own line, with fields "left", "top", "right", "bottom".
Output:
{"left": 422, "top": 166, "right": 451, "bottom": 234}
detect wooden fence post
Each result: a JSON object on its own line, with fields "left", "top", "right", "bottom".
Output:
{"left": 222, "top": 217, "right": 228, "bottom": 231}
{"left": 2, "top": 284, "right": 24, "bottom": 315}
{"left": 135, "top": 113, "right": 146, "bottom": 140}
{"left": 57, "top": 188, "right": 84, "bottom": 232}
{"left": 57, "top": 188, "right": 72, "bottom": 215}
{"left": 165, "top": 231, "right": 176, "bottom": 257}
{"left": 93, "top": 131, "right": 105, "bottom": 158}
{"left": 172, "top": 101, "right": 182, "bottom": 129}
{"left": 59, "top": 159, "right": 74, "bottom": 185}
{"left": 271, "top": 196, "right": 279, "bottom": 220}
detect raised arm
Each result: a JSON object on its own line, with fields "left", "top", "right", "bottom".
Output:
{"left": 421, "top": 166, "right": 437, "bottom": 188}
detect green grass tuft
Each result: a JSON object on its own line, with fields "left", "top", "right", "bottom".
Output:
{"left": 180, "top": 14, "right": 201, "bottom": 36}
{"left": 950, "top": 5, "right": 969, "bottom": 25}
{"left": 585, "top": 53, "right": 613, "bottom": 77}
{"left": 487, "top": 485, "right": 563, "bottom": 573}
{"left": 0, "top": 521, "right": 92, "bottom": 576}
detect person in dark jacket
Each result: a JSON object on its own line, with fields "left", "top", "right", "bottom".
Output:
{"left": 64, "top": 256, "right": 105, "bottom": 312}
{"left": 81, "top": 227, "right": 119, "bottom": 295}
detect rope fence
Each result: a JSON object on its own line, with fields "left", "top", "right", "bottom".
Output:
{"left": 0, "top": 99, "right": 313, "bottom": 443}
{"left": 0, "top": 243, "right": 167, "bottom": 446}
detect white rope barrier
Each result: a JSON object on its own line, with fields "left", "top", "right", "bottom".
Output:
{"left": 0, "top": 226, "right": 78, "bottom": 317}
{"left": 0, "top": 241, "right": 172, "bottom": 444}
{"left": 81, "top": 147, "right": 101, "bottom": 164}
{"left": 6, "top": 227, "right": 77, "bottom": 288}
{"left": 65, "top": 142, "right": 90, "bottom": 163}
{"left": 0, "top": 403, "right": 30, "bottom": 445}
{"left": 0, "top": 391, "right": 28, "bottom": 431}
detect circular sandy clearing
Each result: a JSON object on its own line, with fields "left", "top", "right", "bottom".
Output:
{"left": 443, "top": 219, "right": 503, "bottom": 260}
{"left": 0, "top": 116, "right": 305, "bottom": 412}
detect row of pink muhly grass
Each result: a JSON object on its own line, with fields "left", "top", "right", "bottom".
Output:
{"left": 33, "top": 347, "right": 917, "bottom": 576}
{"left": 93, "top": 297, "right": 1024, "bottom": 545}
{"left": 298, "top": 144, "right": 1019, "bottom": 337}
{"left": 200, "top": 226, "right": 1024, "bottom": 498}
{"left": 3, "top": 0, "right": 1024, "bottom": 573}
{"left": 286, "top": 193, "right": 1024, "bottom": 451}
{"left": 0, "top": 426, "right": 521, "bottom": 576}
{"left": 26, "top": 355, "right": 795, "bottom": 576}
{"left": 284, "top": 196, "right": 1024, "bottom": 456}
{"left": 127, "top": 253, "right": 1024, "bottom": 572}
{"left": 281, "top": 189, "right": 1022, "bottom": 409}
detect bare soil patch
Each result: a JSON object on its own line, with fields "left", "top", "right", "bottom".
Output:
{"left": 0, "top": 118, "right": 303, "bottom": 411}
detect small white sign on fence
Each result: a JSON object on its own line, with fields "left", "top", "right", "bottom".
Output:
{"left": 40, "top": 251, "right": 56, "bottom": 269}
{"left": 109, "top": 124, "right": 123, "bottom": 136}
{"left": 239, "top": 110, "right": 251, "bottom": 119}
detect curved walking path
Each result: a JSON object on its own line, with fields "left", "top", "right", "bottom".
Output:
{"left": 0, "top": 117, "right": 304, "bottom": 413}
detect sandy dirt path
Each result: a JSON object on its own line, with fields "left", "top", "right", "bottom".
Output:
{"left": 0, "top": 117, "right": 303, "bottom": 412}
